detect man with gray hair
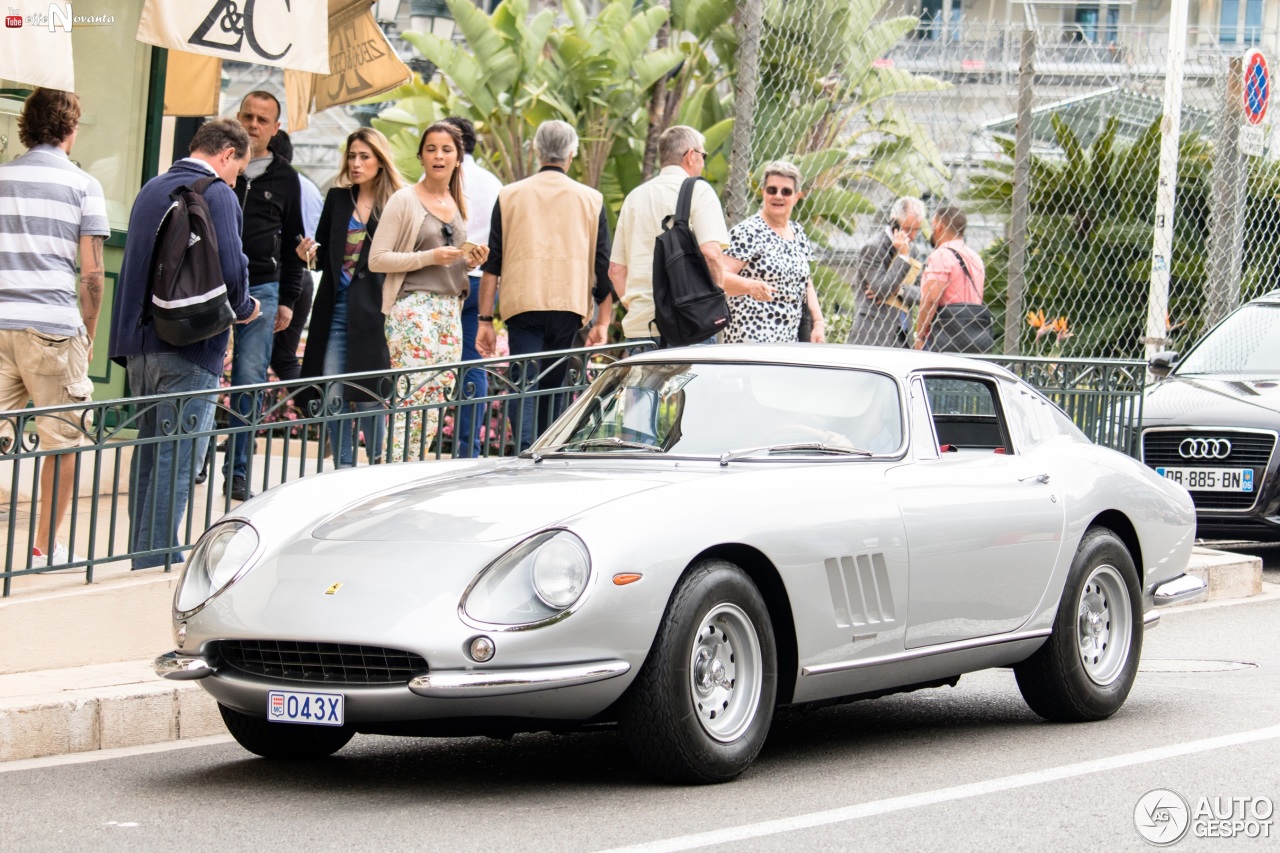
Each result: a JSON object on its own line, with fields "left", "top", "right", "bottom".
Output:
{"left": 476, "top": 119, "right": 613, "bottom": 450}
{"left": 846, "top": 196, "right": 926, "bottom": 348}
{"left": 610, "top": 125, "right": 732, "bottom": 345}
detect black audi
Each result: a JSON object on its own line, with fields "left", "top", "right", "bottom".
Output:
{"left": 1141, "top": 289, "right": 1280, "bottom": 540}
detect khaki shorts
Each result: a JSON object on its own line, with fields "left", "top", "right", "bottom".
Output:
{"left": 0, "top": 328, "right": 94, "bottom": 451}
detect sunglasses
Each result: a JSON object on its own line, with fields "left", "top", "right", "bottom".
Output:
{"left": 764, "top": 186, "right": 795, "bottom": 197}
{"left": 441, "top": 223, "right": 454, "bottom": 245}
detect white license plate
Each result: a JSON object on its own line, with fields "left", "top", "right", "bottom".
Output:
{"left": 268, "top": 689, "right": 344, "bottom": 726}
{"left": 1155, "top": 466, "right": 1254, "bottom": 492}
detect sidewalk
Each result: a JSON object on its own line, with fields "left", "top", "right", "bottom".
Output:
{"left": 0, "top": 546, "right": 1270, "bottom": 763}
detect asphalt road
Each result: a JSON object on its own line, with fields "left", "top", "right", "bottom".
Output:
{"left": 3, "top": 595, "right": 1278, "bottom": 853}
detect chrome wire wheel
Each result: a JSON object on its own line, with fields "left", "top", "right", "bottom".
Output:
{"left": 689, "top": 602, "right": 762, "bottom": 743}
{"left": 1076, "top": 563, "right": 1132, "bottom": 686}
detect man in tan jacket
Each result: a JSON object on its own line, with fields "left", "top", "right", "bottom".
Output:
{"left": 476, "top": 120, "right": 613, "bottom": 449}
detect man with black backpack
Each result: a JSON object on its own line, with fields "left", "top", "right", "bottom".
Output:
{"left": 109, "top": 119, "right": 260, "bottom": 569}
{"left": 609, "top": 126, "right": 732, "bottom": 348}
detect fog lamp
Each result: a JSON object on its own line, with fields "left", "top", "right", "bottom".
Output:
{"left": 469, "top": 636, "right": 495, "bottom": 662}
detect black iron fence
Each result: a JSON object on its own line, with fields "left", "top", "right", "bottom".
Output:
{"left": 0, "top": 347, "right": 1144, "bottom": 594}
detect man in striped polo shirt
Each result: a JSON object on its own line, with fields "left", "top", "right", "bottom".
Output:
{"left": 0, "top": 88, "right": 108, "bottom": 568}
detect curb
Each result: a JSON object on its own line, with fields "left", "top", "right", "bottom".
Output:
{"left": 0, "top": 661, "right": 222, "bottom": 763}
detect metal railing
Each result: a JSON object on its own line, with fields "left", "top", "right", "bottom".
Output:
{"left": 0, "top": 347, "right": 1144, "bottom": 594}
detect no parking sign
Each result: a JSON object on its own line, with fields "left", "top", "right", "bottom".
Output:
{"left": 1243, "top": 50, "right": 1270, "bottom": 125}
{"left": 1240, "top": 50, "right": 1270, "bottom": 157}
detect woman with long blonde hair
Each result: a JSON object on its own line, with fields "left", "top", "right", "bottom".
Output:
{"left": 297, "top": 127, "right": 405, "bottom": 465}
{"left": 368, "top": 121, "right": 488, "bottom": 461}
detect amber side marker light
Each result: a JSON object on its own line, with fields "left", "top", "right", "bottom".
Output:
{"left": 613, "top": 573, "right": 643, "bottom": 586}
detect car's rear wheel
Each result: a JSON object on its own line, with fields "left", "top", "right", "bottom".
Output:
{"left": 1015, "top": 527, "right": 1142, "bottom": 721}
{"left": 619, "top": 559, "right": 777, "bottom": 784}
{"left": 218, "top": 703, "right": 355, "bottom": 759}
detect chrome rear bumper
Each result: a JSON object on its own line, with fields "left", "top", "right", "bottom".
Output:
{"left": 1152, "top": 573, "right": 1208, "bottom": 606}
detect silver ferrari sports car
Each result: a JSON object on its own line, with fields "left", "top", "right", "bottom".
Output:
{"left": 156, "top": 345, "right": 1203, "bottom": 783}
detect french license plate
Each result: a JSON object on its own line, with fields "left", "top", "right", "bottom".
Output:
{"left": 1155, "top": 466, "right": 1253, "bottom": 492}
{"left": 267, "top": 689, "right": 344, "bottom": 726}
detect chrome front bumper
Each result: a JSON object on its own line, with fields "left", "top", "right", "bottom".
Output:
{"left": 154, "top": 651, "right": 213, "bottom": 680}
{"left": 407, "top": 660, "right": 630, "bottom": 697}
{"left": 154, "top": 651, "right": 630, "bottom": 698}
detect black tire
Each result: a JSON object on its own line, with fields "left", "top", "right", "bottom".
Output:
{"left": 218, "top": 703, "right": 355, "bottom": 759}
{"left": 619, "top": 559, "right": 778, "bottom": 784}
{"left": 1015, "top": 527, "right": 1143, "bottom": 722}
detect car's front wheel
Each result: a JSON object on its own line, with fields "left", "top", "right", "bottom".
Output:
{"left": 619, "top": 559, "right": 778, "bottom": 784}
{"left": 1015, "top": 527, "right": 1142, "bottom": 721}
{"left": 218, "top": 703, "right": 355, "bottom": 759}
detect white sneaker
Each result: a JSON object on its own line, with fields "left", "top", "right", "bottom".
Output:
{"left": 32, "top": 542, "right": 82, "bottom": 571}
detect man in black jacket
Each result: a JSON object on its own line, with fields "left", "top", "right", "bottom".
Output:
{"left": 223, "top": 90, "right": 306, "bottom": 501}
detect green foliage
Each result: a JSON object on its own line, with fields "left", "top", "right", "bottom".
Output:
{"left": 967, "top": 116, "right": 1217, "bottom": 357}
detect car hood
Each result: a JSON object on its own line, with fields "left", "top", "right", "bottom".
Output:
{"left": 1143, "top": 374, "right": 1280, "bottom": 427}
{"left": 311, "top": 464, "right": 679, "bottom": 543}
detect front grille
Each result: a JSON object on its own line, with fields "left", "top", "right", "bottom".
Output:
{"left": 218, "top": 640, "right": 428, "bottom": 685}
{"left": 1142, "top": 430, "right": 1276, "bottom": 511}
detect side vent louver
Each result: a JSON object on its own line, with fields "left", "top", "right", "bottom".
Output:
{"left": 824, "top": 553, "right": 896, "bottom": 628}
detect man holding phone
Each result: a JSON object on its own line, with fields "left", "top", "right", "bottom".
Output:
{"left": 846, "top": 196, "right": 926, "bottom": 348}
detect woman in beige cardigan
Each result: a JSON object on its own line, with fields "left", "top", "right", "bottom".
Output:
{"left": 369, "top": 122, "right": 488, "bottom": 461}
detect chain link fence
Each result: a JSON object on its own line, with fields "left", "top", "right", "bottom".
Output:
{"left": 725, "top": 2, "right": 1280, "bottom": 360}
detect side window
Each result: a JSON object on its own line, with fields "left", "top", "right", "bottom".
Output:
{"left": 923, "top": 375, "right": 1012, "bottom": 454}
{"left": 1005, "top": 385, "right": 1047, "bottom": 450}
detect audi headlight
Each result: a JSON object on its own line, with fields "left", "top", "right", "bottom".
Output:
{"left": 462, "top": 530, "right": 591, "bottom": 625}
{"left": 175, "top": 520, "right": 260, "bottom": 616}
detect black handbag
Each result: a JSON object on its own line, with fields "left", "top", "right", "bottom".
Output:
{"left": 928, "top": 248, "right": 993, "bottom": 354}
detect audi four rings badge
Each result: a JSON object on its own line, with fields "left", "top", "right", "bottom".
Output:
{"left": 1179, "top": 438, "right": 1232, "bottom": 459}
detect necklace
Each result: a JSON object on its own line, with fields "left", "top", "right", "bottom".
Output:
{"left": 420, "top": 183, "right": 452, "bottom": 206}
{"left": 350, "top": 188, "right": 372, "bottom": 224}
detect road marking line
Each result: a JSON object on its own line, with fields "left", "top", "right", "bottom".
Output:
{"left": 595, "top": 724, "right": 1280, "bottom": 853}
{"left": 0, "top": 735, "right": 233, "bottom": 774}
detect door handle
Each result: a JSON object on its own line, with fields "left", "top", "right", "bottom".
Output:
{"left": 1020, "top": 473, "right": 1051, "bottom": 484}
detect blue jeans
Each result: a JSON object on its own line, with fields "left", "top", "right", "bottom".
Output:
{"left": 322, "top": 287, "right": 384, "bottom": 466}
{"left": 127, "top": 352, "right": 219, "bottom": 569}
{"left": 225, "top": 282, "right": 279, "bottom": 482}
{"left": 454, "top": 276, "right": 489, "bottom": 458}
{"left": 505, "top": 310, "right": 582, "bottom": 451}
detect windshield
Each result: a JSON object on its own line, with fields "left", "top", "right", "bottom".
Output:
{"left": 534, "top": 362, "right": 904, "bottom": 458}
{"left": 1177, "top": 302, "right": 1280, "bottom": 376}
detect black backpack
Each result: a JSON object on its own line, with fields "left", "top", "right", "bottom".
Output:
{"left": 650, "top": 177, "right": 729, "bottom": 347}
{"left": 143, "top": 175, "right": 235, "bottom": 346}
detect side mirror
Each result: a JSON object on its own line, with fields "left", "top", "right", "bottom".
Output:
{"left": 1148, "top": 351, "right": 1179, "bottom": 379}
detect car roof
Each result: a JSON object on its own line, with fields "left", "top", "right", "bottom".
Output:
{"left": 620, "top": 342, "right": 1014, "bottom": 381}
{"left": 1251, "top": 288, "right": 1280, "bottom": 304}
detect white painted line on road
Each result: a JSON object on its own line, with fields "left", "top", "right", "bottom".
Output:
{"left": 595, "top": 724, "right": 1280, "bottom": 853}
{"left": 0, "top": 735, "right": 234, "bottom": 774}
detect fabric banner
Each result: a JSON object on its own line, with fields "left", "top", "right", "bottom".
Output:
{"left": 0, "top": 1, "right": 76, "bottom": 91}
{"left": 285, "top": 4, "right": 409, "bottom": 133}
{"left": 164, "top": 52, "right": 222, "bottom": 117}
{"left": 136, "top": 0, "right": 330, "bottom": 75}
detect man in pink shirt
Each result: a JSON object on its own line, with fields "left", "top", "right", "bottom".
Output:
{"left": 914, "top": 204, "right": 986, "bottom": 351}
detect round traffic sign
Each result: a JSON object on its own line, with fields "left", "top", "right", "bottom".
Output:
{"left": 1243, "top": 50, "right": 1270, "bottom": 125}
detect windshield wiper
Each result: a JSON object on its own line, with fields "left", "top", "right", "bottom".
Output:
{"left": 525, "top": 436, "right": 665, "bottom": 461}
{"left": 719, "top": 442, "right": 872, "bottom": 466}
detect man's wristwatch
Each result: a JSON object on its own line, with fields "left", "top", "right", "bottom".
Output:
{"left": 478, "top": 315, "right": 494, "bottom": 323}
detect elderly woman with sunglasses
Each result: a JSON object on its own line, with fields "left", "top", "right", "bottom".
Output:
{"left": 369, "top": 121, "right": 488, "bottom": 461}
{"left": 719, "top": 160, "right": 826, "bottom": 344}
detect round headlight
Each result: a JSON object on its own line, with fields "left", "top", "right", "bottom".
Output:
{"left": 175, "top": 521, "right": 260, "bottom": 615}
{"left": 531, "top": 533, "right": 590, "bottom": 608}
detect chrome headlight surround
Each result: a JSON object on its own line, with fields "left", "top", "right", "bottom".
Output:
{"left": 173, "top": 519, "right": 262, "bottom": 619}
{"left": 460, "top": 530, "right": 593, "bottom": 629}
